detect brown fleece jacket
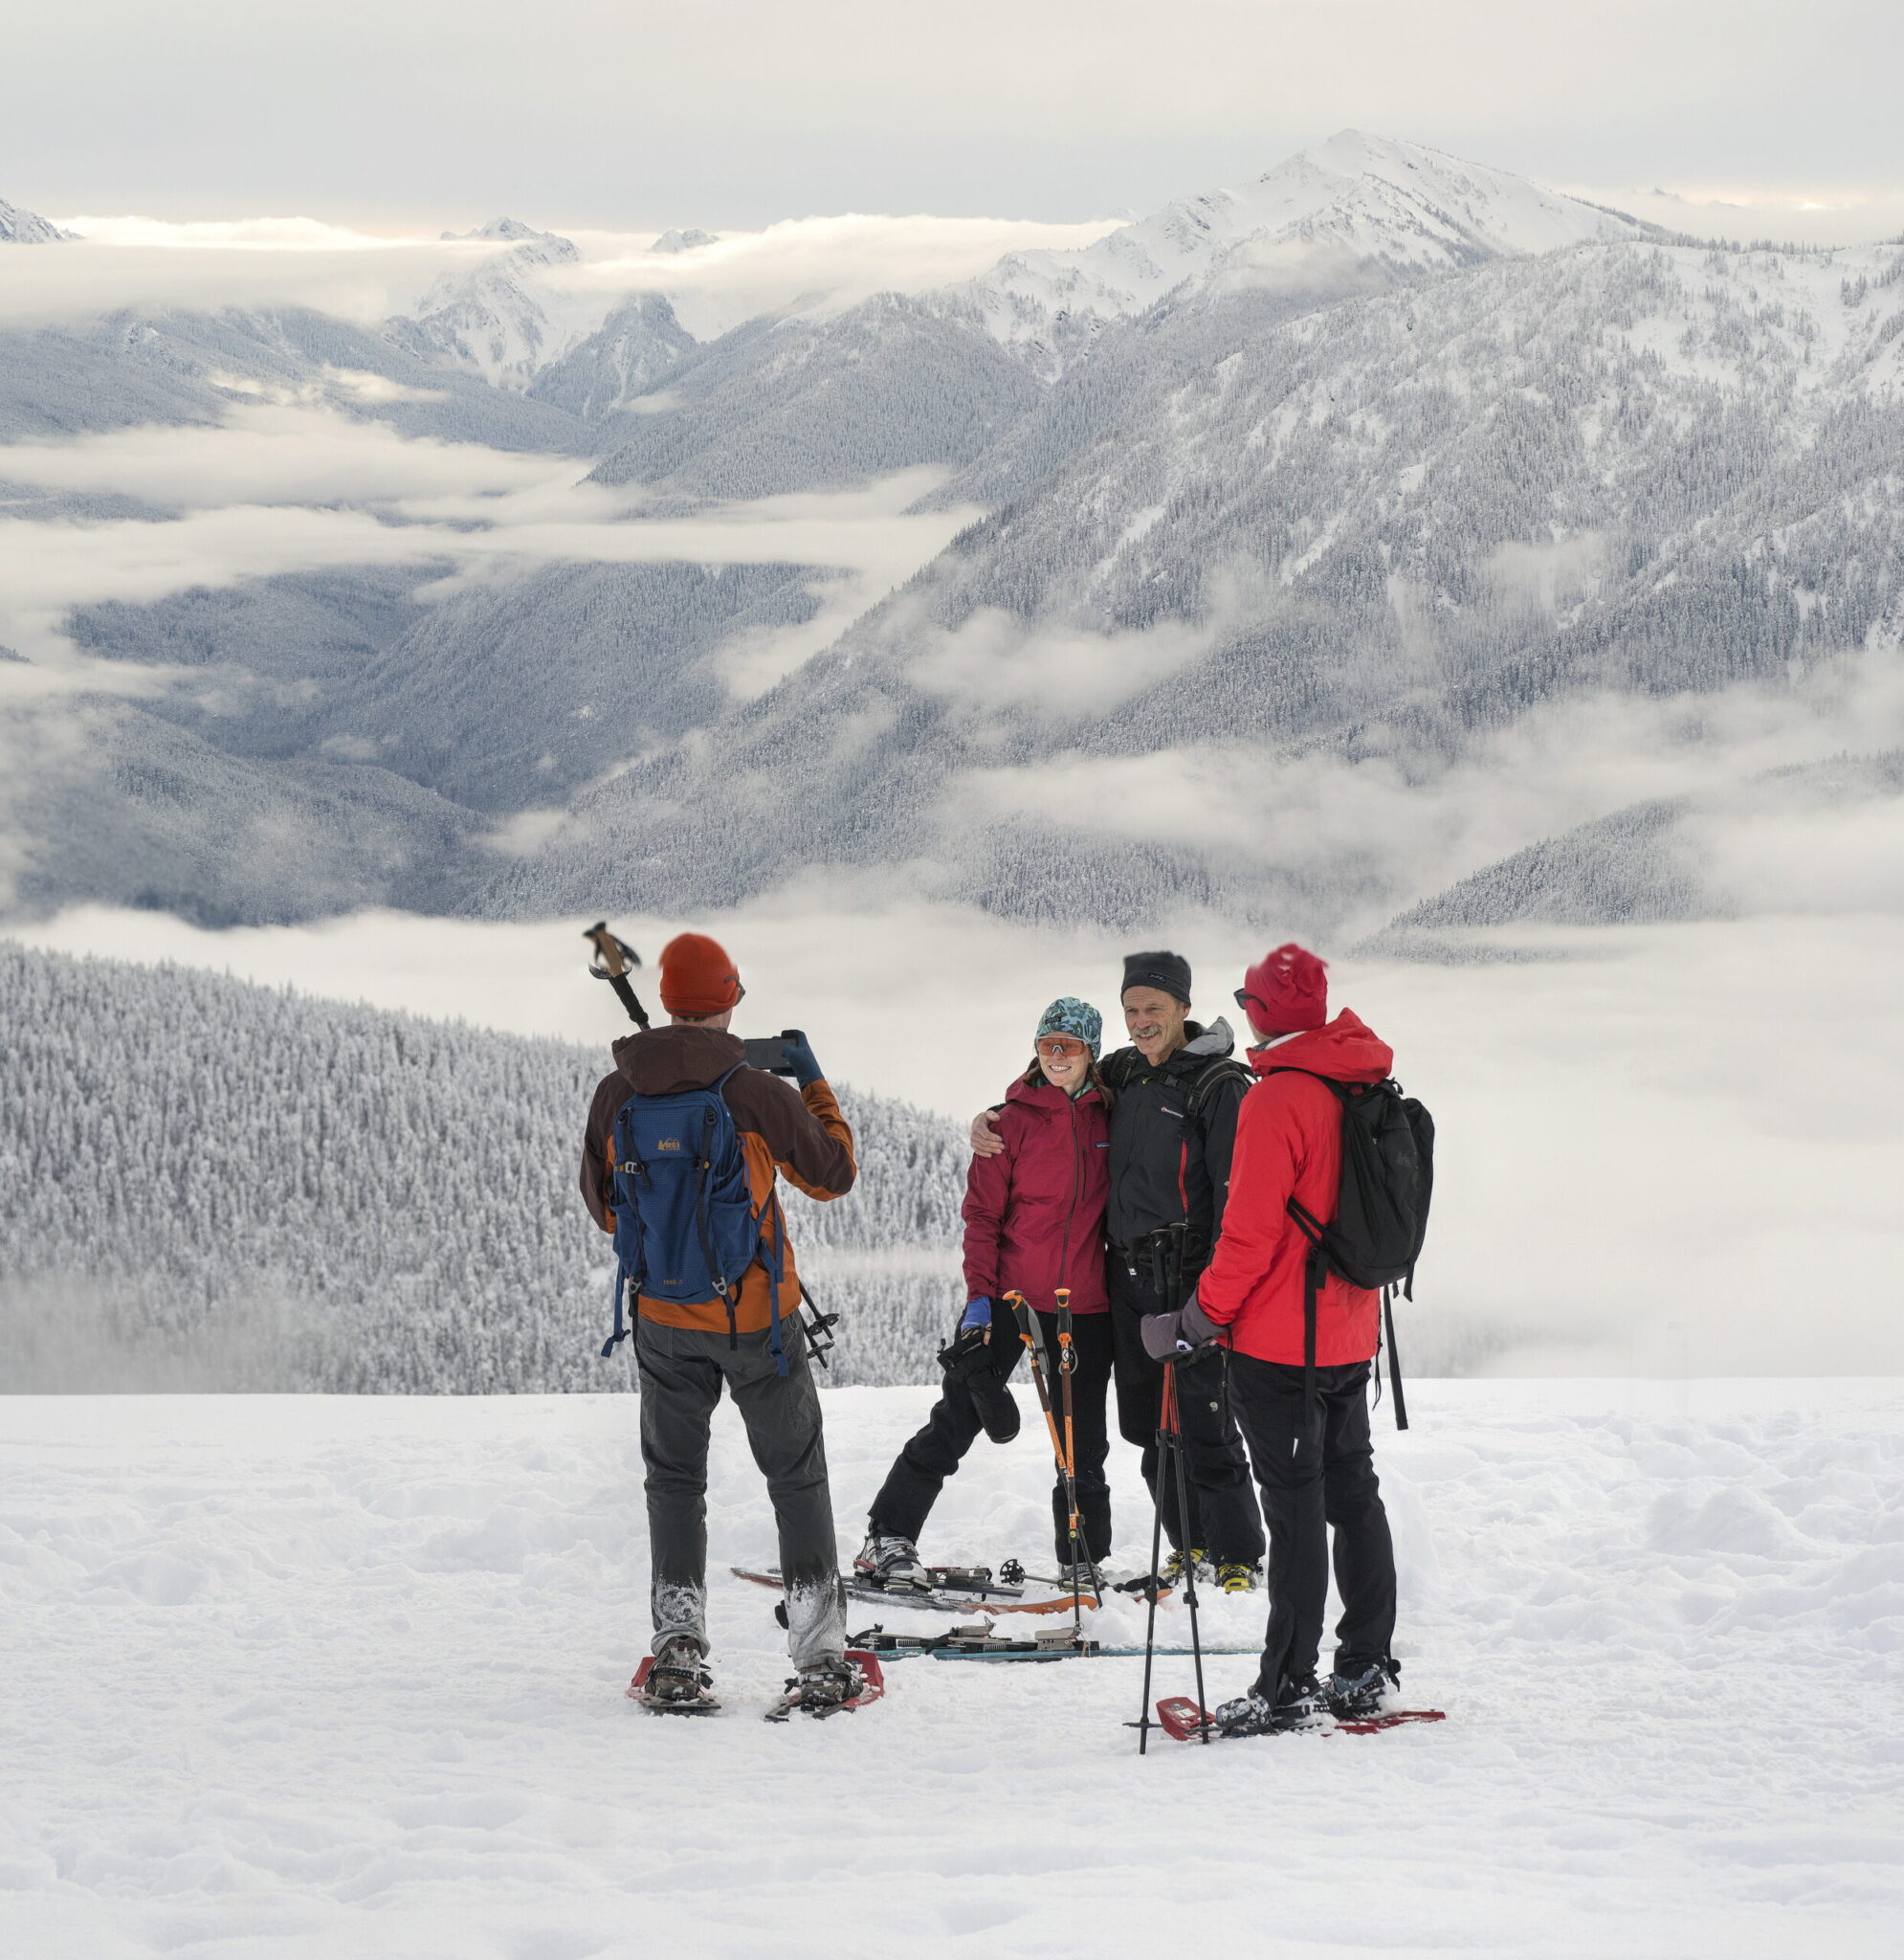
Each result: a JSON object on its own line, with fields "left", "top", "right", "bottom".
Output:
{"left": 579, "top": 1024, "right": 857, "bottom": 1334}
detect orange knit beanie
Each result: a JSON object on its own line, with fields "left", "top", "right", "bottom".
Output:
{"left": 658, "top": 932, "right": 742, "bottom": 1016}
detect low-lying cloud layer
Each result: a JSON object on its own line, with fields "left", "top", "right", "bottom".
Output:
{"left": 939, "top": 648, "right": 1904, "bottom": 942}
{"left": 0, "top": 409, "right": 975, "bottom": 661}
{"left": 4, "top": 212, "right": 1121, "bottom": 333}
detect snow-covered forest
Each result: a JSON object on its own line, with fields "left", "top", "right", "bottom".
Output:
{"left": 0, "top": 943, "right": 967, "bottom": 1392}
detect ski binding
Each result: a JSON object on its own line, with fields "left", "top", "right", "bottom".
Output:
{"left": 733, "top": 1564, "right": 1096, "bottom": 1615}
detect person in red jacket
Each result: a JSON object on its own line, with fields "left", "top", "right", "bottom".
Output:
{"left": 858, "top": 997, "right": 1113, "bottom": 1591}
{"left": 1142, "top": 944, "right": 1401, "bottom": 1735}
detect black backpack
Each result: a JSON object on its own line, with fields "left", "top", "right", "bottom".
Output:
{"left": 1269, "top": 1072, "right": 1434, "bottom": 1428}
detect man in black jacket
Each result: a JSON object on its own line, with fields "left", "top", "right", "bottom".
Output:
{"left": 972, "top": 949, "right": 1265, "bottom": 1591}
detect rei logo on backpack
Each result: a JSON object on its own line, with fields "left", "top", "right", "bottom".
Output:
{"left": 601, "top": 1063, "right": 788, "bottom": 1374}
{"left": 1270, "top": 1070, "right": 1434, "bottom": 1428}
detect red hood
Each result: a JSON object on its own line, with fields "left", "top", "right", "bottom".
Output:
{"left": 1248, "top": 1009, "right": 1391, "bottom": 1086}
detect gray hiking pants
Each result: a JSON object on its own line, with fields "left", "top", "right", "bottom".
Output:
{"left": 636, "top": 1318, "right": 846, "bottom": 1670}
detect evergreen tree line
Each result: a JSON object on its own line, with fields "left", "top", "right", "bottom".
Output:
{"left": 0, "top": 943, "right": 967, "bottom": 1393}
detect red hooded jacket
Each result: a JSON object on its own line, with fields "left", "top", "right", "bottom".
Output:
{"left": 1196, "top": 1011, "right": 1394, "bottom": 1367}
{"left": 962, "top": 1076, "right": 1111, "bottom": 1313}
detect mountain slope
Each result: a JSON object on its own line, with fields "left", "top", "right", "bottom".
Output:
{"left": 0, "top": 304, "right": 593, "bottom": 449}
{"left": 1364, "top": 749, "right": 1904, "bottom": 950}
{"left": 579, "top": 132, "right": 1660, "bottom": 501}
{"left": 586, "top": 293, "right": 1049, "bottom": 499}
{"left": 0, "top": 942, "right": 964, "bottom": 1392}
{"left": 492, "top": 236, "right": 1904, "bottom": 935}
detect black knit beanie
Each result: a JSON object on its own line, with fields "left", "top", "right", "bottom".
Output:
{"left": 1120, "top": 948, "right": 1191, "bottom": 1005}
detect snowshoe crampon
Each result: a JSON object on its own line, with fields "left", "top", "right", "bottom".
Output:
{"left": 1336, "top": 1708, "right": 1446, "bottom": 1734}
{"left": 1153, "top": 1697, "right": 1445, "bottom": 1742}
{"left": 627, "top": 1651, "right": 720, "bottom": 1716}
{"left": 763, "top": 1649, "right": 886, "bottom": 1723}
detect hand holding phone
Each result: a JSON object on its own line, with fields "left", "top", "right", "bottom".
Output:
{"left": 740, "top": 1031, "right": 801, "bottom": 1076}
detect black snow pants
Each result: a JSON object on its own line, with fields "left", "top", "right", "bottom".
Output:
{"left": 1228, "top": 1353, "right": 1397, "bottom": 1698}
{"left": 637, "top": 1318, "right": 846, "bottom": 1669}
{"left": 1108, "top": 1260, "right": 1265, "bottom": 1568}
{"left": 868, "top": 1301, "right": 1115, "bottom": 1567}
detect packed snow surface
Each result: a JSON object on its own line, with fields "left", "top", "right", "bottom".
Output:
{"left": 3, "top": 1383, "right": 1900, "bottom": 1958}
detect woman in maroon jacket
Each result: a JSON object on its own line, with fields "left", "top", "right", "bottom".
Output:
{"left": 858, "top": 997, "right": 1114, "bottom": 1591}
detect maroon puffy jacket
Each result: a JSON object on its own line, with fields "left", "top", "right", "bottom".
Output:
{"left": 1196, "top": 1011, "right": 1395, "bottom": 1365}
{"left": 962, "top": 1077, "right": 1111, "bottom": 1313}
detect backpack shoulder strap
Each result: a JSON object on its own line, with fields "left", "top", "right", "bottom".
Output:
{"left": 704, "top": 1062, "right": 794, "bottom": 1377}
{"left": 1184, "top": 1054, "right": 1253, "bottom": 1124}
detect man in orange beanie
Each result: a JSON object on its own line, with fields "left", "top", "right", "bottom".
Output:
{"left": 581, "top": 931, "right": 862, "bottom": 1717}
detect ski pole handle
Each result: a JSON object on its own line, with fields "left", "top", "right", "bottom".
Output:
{"left": 1053, "top": 1287, "right": 1074, "bottom": 1374}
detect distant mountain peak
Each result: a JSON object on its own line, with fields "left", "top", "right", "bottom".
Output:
{"left": 650, "top": 227, "right": 719, "bottom": 256}
{"left": 439, "top": 215, "right": 561, "bottom": 244}
{"left": 0, "top": 195, "right": 76, "bottom": 243}
{"left": 959, "top": 131, "right": 1659, "bottom": 368}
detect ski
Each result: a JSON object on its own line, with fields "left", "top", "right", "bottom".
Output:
{"left": 849, "top": 1623, "right": 1256, "bottom": 1662}
{"left": 1154, "top": 1696, "right": 1446, "bottom": 1741}
{"left": 625, "top": 1655, "right": 720, "bottom": 1716}
{"left": 762, "top": 1650, "right": 886, "bottom": 1723}
{"left": 732, "top": 1565, "right": 1096, "bottom": 1615}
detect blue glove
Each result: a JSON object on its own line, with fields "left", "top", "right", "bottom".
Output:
{"left": 781, "top": 1030, "right": 824, "bottom": 1089}
{"left": 961, "top": 1296, "right": 993, "bottom": 1330}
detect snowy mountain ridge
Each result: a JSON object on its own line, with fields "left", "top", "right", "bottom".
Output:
{"left": 375, "top": 132, "right": 1664, "bottom": 401}
{"left": 954, "top": 130, "right": 1666, "bottom": 370}
{"left": 389, "top": 216, "right": 620, "bottom": 390}
{"left": 0, "top": 195, "right": 75, "bottom": 244}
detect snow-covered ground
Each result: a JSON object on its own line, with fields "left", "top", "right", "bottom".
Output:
{"left": 3, "top": 1383, "right": 1900, "bottom": 1959}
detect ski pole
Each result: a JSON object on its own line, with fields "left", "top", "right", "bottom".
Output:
{"left": 1053, "top": 1288, "right": 1084, "bottom": 1638}
{"left": 1163, "top": 1360, "right": 1209, "bottom": 1743}
{"left": 1008, "top": 1292, "right": 1068, "bottom": 1472}
{"left": 1010, "top": 1293, "right": 1086, "bottom": 1633}
{"left": 1135, "top": 1371, "right": 1169, "bottom": 1755}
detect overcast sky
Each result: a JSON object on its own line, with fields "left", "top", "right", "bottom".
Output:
{"left": 4, "top": 0, "right": 1901, "bottom": 235}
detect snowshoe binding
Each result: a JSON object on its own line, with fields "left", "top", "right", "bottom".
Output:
{"left": 1326, "top": 1658, "right": 1402, "bottom": 1719}
{"left": 1212, "top": 1678, "right": 1331, "bottom": 1738}
{"left": 628, "top": 1637, "right": 720, "bottom": 1716}
{"left": 764, "top": 1650, "right": 886, "bottom": 1722}
{"left": 1215, "top": 1561, "right": 1262, "bottom": 1595}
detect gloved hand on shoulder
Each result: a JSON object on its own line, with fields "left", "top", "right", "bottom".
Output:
{"left": 1140, "top": 1291, "right": 1223, "bottom": 1363}
{"left": 781, "top": 1030, "right": 825, "bottom": 1089}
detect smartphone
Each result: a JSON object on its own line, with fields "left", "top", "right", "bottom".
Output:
{"left": 741, "top": 1030, "right": 803, "bottom": 1077}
